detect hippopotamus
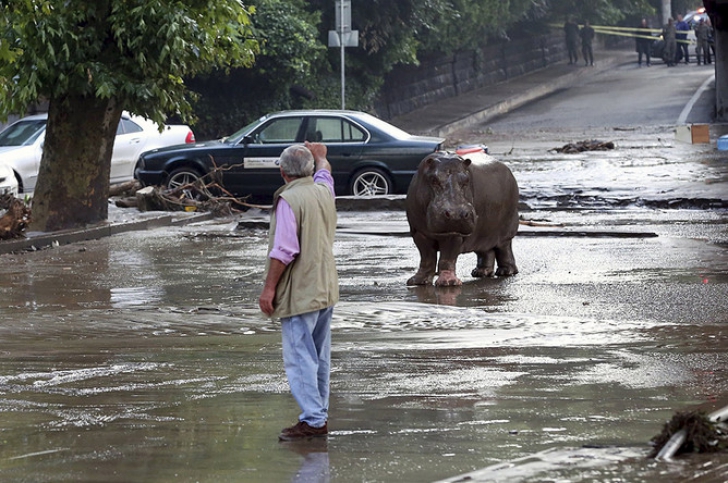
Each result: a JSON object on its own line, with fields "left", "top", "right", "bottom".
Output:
{"left": 405, "top": 151, "right": 519, "bottom": 286}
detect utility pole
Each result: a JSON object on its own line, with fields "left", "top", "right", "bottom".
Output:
{"left": 328, "top": 1, "right": 358, "bottom": 110}
{"left": 662, "top": 0, "right": 671, "bottom": 25}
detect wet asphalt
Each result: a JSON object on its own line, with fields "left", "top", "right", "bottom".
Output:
{"left": 1, "top": 47, "right": 727, "bottom": 482}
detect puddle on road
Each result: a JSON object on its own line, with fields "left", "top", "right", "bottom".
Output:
{"left": 0, "top": 210, "right": 726, "bottom": 482}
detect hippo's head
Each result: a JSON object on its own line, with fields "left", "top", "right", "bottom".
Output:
{"left": 418, "top": 153, "right": 477, "bottom": 236}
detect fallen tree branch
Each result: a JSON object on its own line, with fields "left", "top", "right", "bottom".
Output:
{"left": 0, "top": 195, "right": 31, "bottom": 240}
{"left": 133, "top": 158, "right": 274, "bottom": 213}
{"left": 109, "top": 180, "right": 142, "bottom": 197}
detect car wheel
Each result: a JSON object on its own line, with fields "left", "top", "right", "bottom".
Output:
{"left": 166, "top": 167, "right": 207, "bottom": 200}
{"left": 350, "top": 168, "right": 391, "bottom": 197}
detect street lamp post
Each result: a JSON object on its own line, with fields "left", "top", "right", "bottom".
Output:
{"left": 328, "top": 1, "right": 358, "bottom": 110}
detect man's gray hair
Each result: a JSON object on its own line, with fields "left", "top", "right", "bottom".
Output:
{"left": 279, "top": 144, "right": 315, "bottom": 178}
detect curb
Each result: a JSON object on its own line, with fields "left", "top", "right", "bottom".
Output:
{"left": 0, "top": 211, "right": 216, "bottom": 255}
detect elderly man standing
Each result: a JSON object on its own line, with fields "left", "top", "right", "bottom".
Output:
{"left": 259, "top": 141, "right": 338, "bottom": 441}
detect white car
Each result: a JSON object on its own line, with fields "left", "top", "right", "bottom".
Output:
{"left": 0, "top": 112, "right": 195, "bottom": 193}
{"left": 0, "top": 163, "right": 18, "bottom": 196}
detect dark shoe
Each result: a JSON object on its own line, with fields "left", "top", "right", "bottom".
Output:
{"left": 279, "top": 421, "right": 328, "bottom": 441}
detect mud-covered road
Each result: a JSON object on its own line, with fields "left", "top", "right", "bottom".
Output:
{"left": 1, "top": 190, "right": 726, "bottom": 483}
{"left": 1, "top": 58, "right": 727, "bottom": 482}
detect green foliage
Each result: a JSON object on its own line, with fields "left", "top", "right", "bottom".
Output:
{"left": 672, "top": 1, "right": 700, "bottom": 18}
{"left": 157, "top": 0, "right": 665, "bottom": 136}
{"left": 0, "top": 0, "right": 258, "bottom": 125}
{"left": 188, "top": 0, "right": 326, "bottom": 139}
{"left": 547, "top": 0, "right": 656, "bottom": 25}
{"left": 414, "top": 0, "right": 547, "bottom": 52}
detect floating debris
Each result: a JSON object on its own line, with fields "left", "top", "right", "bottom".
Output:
{"left": 551, "top": 140, "right": 615, "bottom": 153}
{"left": 650, "top": 410, "right": 728, "bottom": 459}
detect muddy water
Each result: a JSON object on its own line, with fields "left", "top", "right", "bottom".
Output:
{"left": 0, "top": 206, "right": 727, "bottom": 482}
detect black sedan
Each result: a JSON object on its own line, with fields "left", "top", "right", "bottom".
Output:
{"left": 134, "top": 110, "right": 445, "bottom": 199}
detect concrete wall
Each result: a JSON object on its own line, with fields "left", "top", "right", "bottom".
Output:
{"left": 374, "top": 34, "right": 567, "bottom": 121}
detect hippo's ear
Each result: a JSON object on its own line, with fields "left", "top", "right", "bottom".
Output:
{"left": 422, "top": 155, "right": 438, "bottom": 173}
{"left": 461, "top": 157, "right": 472, "bottom": 167}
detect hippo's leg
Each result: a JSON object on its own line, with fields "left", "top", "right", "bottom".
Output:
{"left": 407, "top": 232, "right": 438, "bottom": 286}
{"left": 494, "top": 239, "right": 518, "bottom": 276}
{"left": 471, "top": 250, "right": 495, "bottom": 278}
{"left": 435, "top": 237, "right": 463, "bottom": 287}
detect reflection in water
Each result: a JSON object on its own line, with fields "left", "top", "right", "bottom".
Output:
{"left": 411, "top": 285, "right": 462, "bottom": 306}
{"left": 109, "top": 248, "right": 167, "bottom": 309}
{"left": 282, "top": 439, "right": 330, "bottom": 483}
{"left": 110, "top": 286, "right": 165, "bottom": 308}
{"left": 408, "top": 280, "right": 518, "bottom": 308}
{"left": 0, "top": 208, "right": 727, "bottom": 482}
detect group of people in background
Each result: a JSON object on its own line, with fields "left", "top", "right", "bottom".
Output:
{"left": 565, "top": 15, "right": 715, "bottom": 69}
{"left": 564, "top": 17, "right": 595, "bottom": 66}
{"left": 635, "top": 15, "right": 714, "bottom": 68}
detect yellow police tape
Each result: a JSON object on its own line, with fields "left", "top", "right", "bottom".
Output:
{"left": 552, "top": 24, "right": 695, "bottom": 44}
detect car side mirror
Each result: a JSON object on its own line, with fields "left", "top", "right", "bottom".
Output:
{"left": 243, "top": 135, "right": 254, "bottom": 146}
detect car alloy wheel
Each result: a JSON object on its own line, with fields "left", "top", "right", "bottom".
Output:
{"left": 166, "top": 167, "right": 208, "bottom": 200}
{"left": 351, "top": 168, "right": 391, "bottom": 197}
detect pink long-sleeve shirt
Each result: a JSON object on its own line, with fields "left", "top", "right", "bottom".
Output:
{"left": 268, "top": 170, "right": 335, "bottom": 265}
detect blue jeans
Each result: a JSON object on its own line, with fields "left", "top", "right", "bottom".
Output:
{"left": 281, "top": 306, "right": 333, "bottom": 428}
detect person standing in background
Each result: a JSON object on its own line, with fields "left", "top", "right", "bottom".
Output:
{"left": 663, "top": 18, "right": 677, "bottom": 67}
{"left": 675, "top": 14, "right": 690, "bottom": 64}
{"left": 580, "top": 20, "right": 595, "bottom": 66}
{"left": 635, "top": 18, "right": 652, "bottom": 67}
{"left": 564, "top": 17, "right": 580, "bottom": 65}
{"left": 695, "top": 18, "right": 710, "bottom": 65}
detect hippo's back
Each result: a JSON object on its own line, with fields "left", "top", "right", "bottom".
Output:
{"left": 462, "top": 155, "right": 519, "bottom": 253}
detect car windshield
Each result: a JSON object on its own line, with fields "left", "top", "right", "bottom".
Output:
{"left": 224, "top": 118, "right": 266, "bottom": 144}
{"left": 0, "top": 119, "right": 46, "bottom": 147}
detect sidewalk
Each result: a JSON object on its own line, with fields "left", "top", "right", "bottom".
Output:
{"left": 391, "top": 48, "right": 636, "bottom": 137}
{"left": 0, "top": 208, "right": 216, "bottom": 255}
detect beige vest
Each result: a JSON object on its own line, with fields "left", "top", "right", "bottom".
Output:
{"left": 266, "top": 176, "right": 338, "bottom": 318}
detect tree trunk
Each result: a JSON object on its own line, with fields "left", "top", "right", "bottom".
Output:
{"left": 29, "top": 95, "right": 122, "bottom": 232}
{"left": 716, "top": 29, "right": 728, "bottom": 121}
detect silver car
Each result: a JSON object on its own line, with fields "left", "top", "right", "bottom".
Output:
{"left": 0, "top": 112, "right": 195, "bottom": 193}
{"left": 0, "top": 163, "right": 18, "bottom": 196}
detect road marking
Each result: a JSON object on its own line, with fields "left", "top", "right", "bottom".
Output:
{"left": 9, "top": 448, "right": 69, "bottom": 460}
{"left": 678, "top": 73, "right": 715, "bottom": 125}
